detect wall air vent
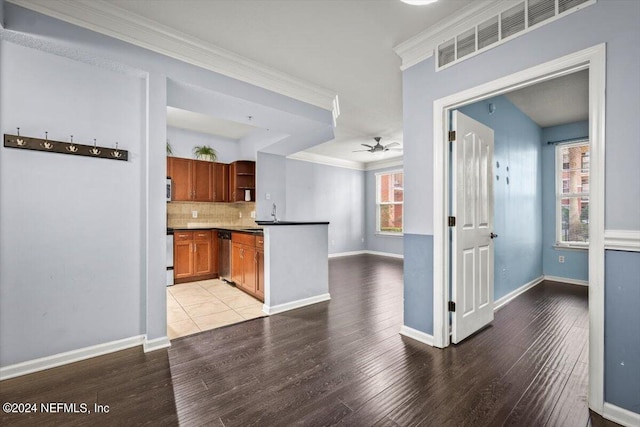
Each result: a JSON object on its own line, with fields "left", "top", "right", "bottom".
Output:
{"left": 501, "top": 3, "right": 526, "bottom": 39}
{"left": 559, "top": 0, "right": 590, "bottom": 13}
{"left": 528, "top": 0, "right": 556, "bottom": 26}
{"left": 436, "top": 0, "right": 595, "bottom": 71}
{"left": 478, "top": 16, "right": 499, "bottom": 50}
{"left": 438, "top": 38, "right": 455, "bottom": 67}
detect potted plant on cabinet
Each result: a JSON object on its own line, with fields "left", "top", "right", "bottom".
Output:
{"left": 193, "top": 145, "right": 218, "bottom": 162}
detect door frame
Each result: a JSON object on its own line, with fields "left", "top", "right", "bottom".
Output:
{"left": 432, "top": 44, "right": 606, "bottom": 413}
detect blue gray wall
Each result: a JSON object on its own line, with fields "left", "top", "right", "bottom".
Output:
{"left": 0, "top": 3, "right": 335, "bottom": 368}
{"left": 365, "top": 166, "right": 404, "bottom": 256}
{"left": 402, "top": 1, "right": 640, "bottom": 413}
{"left": 256, "top": 152, "right": 287, "bottom": 221}
{"left": 605, "top": 251, "right": 640, "bottom": 414}
{"left": 541, "top": 121, "right": 589, "bottom": 281}
{"left": 0, "top": 41, "right": 145, "bottom": 366}
{"left": 286, "top": 159, "right": 365, "bottom": 255}
{"left": 166, "top": 126, "right": 241, "bottom": 164}
{"left": 459, "top": 96, "right": 543, "bottom": 300}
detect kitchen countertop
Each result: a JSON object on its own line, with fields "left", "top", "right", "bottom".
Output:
{"left": 255, "top": 221, "right": 330, "bottom": 226}
{"left": 168, "top": 225, "right": 263, "bottom": 235}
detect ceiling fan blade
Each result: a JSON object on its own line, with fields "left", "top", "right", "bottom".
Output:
{"left": 352, "top": 149, "right": 373, "bottom": 152}
{"left": 361, "top": 144, "right": 374, "bottom": 148}
{"left": 388, "top": 148, "right": 403, "bottom": 151}
{"left": 385, "top": 142, "right": 400, "bottom": 148}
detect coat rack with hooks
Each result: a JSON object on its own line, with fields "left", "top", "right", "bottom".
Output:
{"left": 3, "top": 128, "right": 128, "bottom": 161}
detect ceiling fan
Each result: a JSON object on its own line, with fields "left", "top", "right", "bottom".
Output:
{"left": 353, "top": 137, "right": 402, "bottom": 153}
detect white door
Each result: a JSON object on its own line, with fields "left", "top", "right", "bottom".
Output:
{"left": 451, "top": 111, "right": 495, "bottom": 344}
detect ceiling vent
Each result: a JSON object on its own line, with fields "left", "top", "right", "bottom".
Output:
{"left": 436, "top": 0, "right": 593, "bottom": 70}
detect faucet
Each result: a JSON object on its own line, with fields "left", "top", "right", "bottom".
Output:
{"left": 271, "top": 203, "right": 278, "bottom": 223}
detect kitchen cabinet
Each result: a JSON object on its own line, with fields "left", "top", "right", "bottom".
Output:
{"left": 167, "top": 157, "right": 213, "bottom": 202}
{"left": 173, "top": 230, "right": 218, "bottom": 284}
{"left": 213, "top": 162, "right": 229, "bottom": 202}
{"left": 255, "top": 235, "right": 265, "bottom": 300}
{"left": 231, "top": 232, "right": 264, "bottom": 302}
{"left": 174, "top": 231, "right": 194, "bottom": 279}
{"left": 229, "top": 161, "right": 256, "bottom": 202}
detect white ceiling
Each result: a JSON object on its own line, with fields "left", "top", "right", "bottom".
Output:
{"left": 89, "top": 1, "right": 589, "bottom": 161}
{"left": 167, "top": 107, "right": 257, "bottom": 141}
{"left": 505, "top": 70, "right": 589, "bottom": 128}
{"left": 108, "top": 0, "right": 475, "bottom": 163}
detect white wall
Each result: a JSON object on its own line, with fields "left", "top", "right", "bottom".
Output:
{"left": 0, "top": 42, "right": 145, "bottom": 365}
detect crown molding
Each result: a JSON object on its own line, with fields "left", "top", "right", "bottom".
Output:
{"left": 365, "top": 157, "right": 403, "bottom": 171}
{"left": 394, "top": 0, "right": 506, "bottom": 70}
{"left": 287, "top": 151, "right": 365, "bottom": 171}
{"left": 7, "top": 0, "right": 339, "bottom": 118}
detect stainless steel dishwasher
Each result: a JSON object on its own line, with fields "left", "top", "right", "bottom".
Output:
{"left": 218, "top": 230, "right": 232, "bottom": 283}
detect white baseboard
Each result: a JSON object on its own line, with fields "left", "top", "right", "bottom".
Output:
{"left": 329, "top": 250, "right": 404, "bottom": 259}
{"left": 494, "top": 276, "right": 544, "bottom": 311}
{"left": 366, "top": 250, "right": 404, "bottom": 259}
{"left": 263, "top": 293, "right": 331, "bottom": 315}
{"left": 0, "top": 335, "right": 145, "bottom": 381}
{"left": 400, "top": 325, "right": 434, "bottom": 346}
{"left": 544, "top": 275, "right": 589, "bottom": 286}
{"left": 143, "top": 336, "right": 171, "bottom": 352}
{"left": 603, "top": 402, "right": 640, "bottom": 427}
{"left": 328, "top": 250, "right": 366, "bottom": 258}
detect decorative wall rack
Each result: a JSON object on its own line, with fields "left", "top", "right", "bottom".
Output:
{"left": 3, "top": 130, "right": 128, "bottom": 161}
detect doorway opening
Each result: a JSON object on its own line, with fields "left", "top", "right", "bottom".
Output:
{"left": 433, "top": 44, "right": 605, "bottom": 413}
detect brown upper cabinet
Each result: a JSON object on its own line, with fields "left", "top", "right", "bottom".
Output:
{"left": 168, "top": 158, "right": 229, "bottom": 202}
{"left": 229, "top": 160, "right": 256, "bottom": 202}
{"left": 168, "top": 157, "right": 255, "bottom": 203}
{"left": 213, "top": 162, "right": 229, "bottom": 202}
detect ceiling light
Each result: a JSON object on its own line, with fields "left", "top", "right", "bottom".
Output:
{"left": 400, "top": 0, "right": 438, "bottom": 5}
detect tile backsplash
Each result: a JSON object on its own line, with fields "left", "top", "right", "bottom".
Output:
{"left": 167, "top": 202, "right": 257, "bottom": 228}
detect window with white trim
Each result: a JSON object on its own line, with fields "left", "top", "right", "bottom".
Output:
{"left": 556, "top": 141, "right": 589, "bottom": 245}
{"left": 376, "top": 170, "right": 403, "bottom": 234}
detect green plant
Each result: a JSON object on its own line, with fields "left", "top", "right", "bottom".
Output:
{"left": 166, "top": 141, "right": 173, "bottom": 156}
{"left": 193, "top": 145, "right": 218, "bottom": 161}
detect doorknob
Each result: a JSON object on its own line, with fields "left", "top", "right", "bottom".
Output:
{"left": 490, "top": 232, "right": 498, "bottom": 239}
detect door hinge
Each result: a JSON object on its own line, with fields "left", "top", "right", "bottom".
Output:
{"left": 448, "top": 216, "right": 456, "bottom": 227}
{"left": 448, "top": 130, "right": 456, "bottom": 142}
{"left": 448, "top": 301, "right": 456, "bottom": 312}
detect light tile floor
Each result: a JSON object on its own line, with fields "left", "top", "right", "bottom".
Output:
{"left": 167, "top": 279, "right": 265, "bottom": 339}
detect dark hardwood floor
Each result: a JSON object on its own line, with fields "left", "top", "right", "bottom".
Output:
{"left": 0, "top": 254, "right": 619, "bottom": 426}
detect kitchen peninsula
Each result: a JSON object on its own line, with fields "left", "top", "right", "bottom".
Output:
{"left": 256, "top": 221, "right": 330, "bottom": 315}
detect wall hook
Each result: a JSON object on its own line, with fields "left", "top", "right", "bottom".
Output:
{"left": 66, "top": 135, "right": 78, "bottom": 153}
{"left": 111, "top": 141, "right": 122, "bottom": 158}
{"left": 41, "top": 131, "right": 54, "bottom": 150}
{"left": 4, "top": 132, "right": 127, "bottom": 161}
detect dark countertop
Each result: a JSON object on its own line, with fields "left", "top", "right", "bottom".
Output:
{"left": 168, "top": 226, "right": 263, "bottom": 235}
{"left": 255, "top": 221, "right": 330, "bottom": 226}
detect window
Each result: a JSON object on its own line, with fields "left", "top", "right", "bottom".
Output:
{"left": 556, "top": 141, "right": 589, "bottom": 246}
{"left": 376, "top": 170, "right": 403, "bottom": 234}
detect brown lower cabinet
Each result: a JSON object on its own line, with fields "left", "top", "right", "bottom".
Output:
{"left": 174, "top": 230, "right": 218, "bottom": 284}
{"left": 231, "top": 232, "right": 264, "bottom": 302}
